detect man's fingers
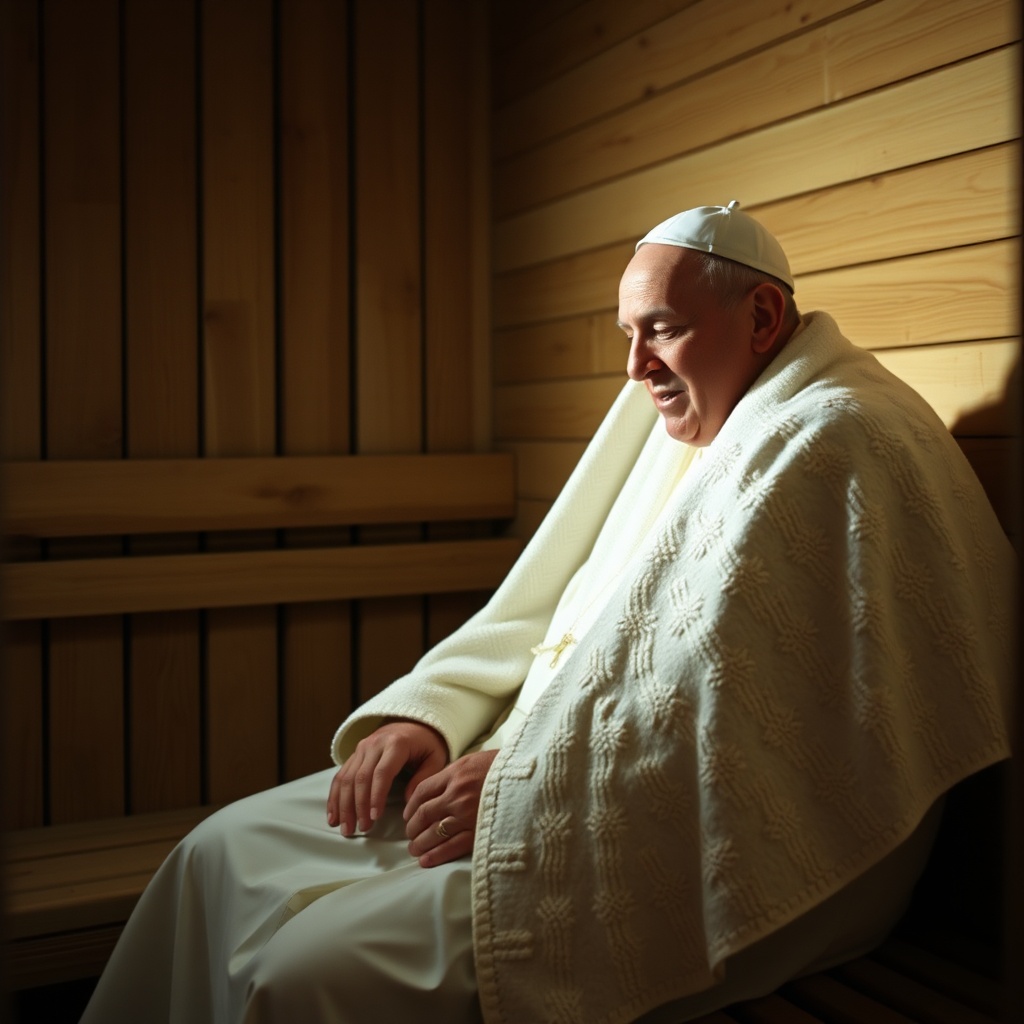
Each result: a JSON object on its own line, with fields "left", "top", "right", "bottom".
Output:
{"left": 410, "top": 819, "right": 474, "bottom": 868}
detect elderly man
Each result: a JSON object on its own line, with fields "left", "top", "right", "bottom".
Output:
{"left": 82, "top": 203, "right": 1013, "bottom": 1024}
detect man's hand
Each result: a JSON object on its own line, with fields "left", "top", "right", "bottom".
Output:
{"left": 327, "top": 720, "right": 447, "bottom": 837}
{"left": 404, "top": 748, "right": 499, "bottom": 868}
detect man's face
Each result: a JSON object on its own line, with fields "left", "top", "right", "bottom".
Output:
{"left": 617, "top": 244, "right": 764, "bottom": 447}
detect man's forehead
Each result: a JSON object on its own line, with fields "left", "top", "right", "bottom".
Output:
{"left": 619, "top": 245, "right": 699, "bottom": 312}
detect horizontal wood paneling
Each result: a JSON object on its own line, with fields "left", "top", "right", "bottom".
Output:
{"left": 3, "top": 539, "right": 522, "bottom": 622}
{"left": 4, "top": 455, "right": 516, "bottom": 537}
{"left": 494, "top": 0, "right": 859, "bottom": 156}
{"left": 494, "top": 44, "right": 1018, "bottom": 272}
{"left": 495, "top": 0, "right": 1015, "bottom": 210}
{"left": 796, "top": 240, "right": 1018, "bottom": 348}
{"left": 491, "top": 0, "right": 1020, "bottom": 552}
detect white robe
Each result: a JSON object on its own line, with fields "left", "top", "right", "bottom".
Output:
{"left": 82, "top": 312, "right": 1013, "bottom": 1024}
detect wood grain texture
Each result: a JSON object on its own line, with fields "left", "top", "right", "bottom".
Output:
{"left": 201, "top": 0, "right": 278, "bottom": 804}
{"left": 43, "top": 0, "right": 125, "bottom": 825}
{"left": 495, "top": 375, "right": 625, "bottom": 441}
{"left": 876, "top": 339, "right": 1020, "bottom": 436}
{"left": 3, "top": 455, "right": 516, "bottom": 537}
{"left": 498, "top": 440, "right": 588, "bottom": 501}
{"left": 754, "top": 143, "right": 1019, "bottom": 276}
{"left": 124, "top": 0, "right": 202, "bottom": 814}
{"left": 0, "top": 540, "right": 525, "bottom": 621}
{"left": 494, "top": 45, "right": 1019, "bottom": 272}
{"left": 494, "top": 146, "right": 1018, "bottom": 330}
{"left": 354, "top": 0, "right": 426, "bottom": 703}
{"left": 494, "top": 0, "right": 1015, "bottom": 210}
{"left": 494, "top": 0, "right": 857, "bottom": 149}
{"left": 495, "top": 312, "right": 627, "bottom": 384}
{"left": 1, "top": 0, "right": 44, "bottom": 829}
{"left": 796, "top": 240, "right": 1018, "bottom": 350}
{"left": 278, "top": 0, "right": 353, "bottom": 779}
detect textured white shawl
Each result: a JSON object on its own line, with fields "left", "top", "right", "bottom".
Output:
{"left": 334, "top": 311, "right": 1014, "bottom": 1024}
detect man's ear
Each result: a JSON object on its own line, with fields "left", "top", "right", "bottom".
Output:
{"left": 750, "top": 282, "right": 786, "bottom": 354}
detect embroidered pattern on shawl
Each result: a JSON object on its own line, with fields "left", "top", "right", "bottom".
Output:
{"left": 470, "top": 312, "right": 1014, "bottom": 1024}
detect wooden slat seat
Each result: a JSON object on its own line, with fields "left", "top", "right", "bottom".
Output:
{"left": 3, "top": 452, "right": 521, "bottom": 991}
{"left": 686, "top": 938, "right": 1004, "bottom": 1023}
{"left": 6, "top": 807, "right": 216, "bottom": 988}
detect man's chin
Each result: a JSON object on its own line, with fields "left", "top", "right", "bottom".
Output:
{"left": 661, "top": 413, "right": 704, "bottom": 447}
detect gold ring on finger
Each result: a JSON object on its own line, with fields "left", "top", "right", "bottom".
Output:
{"left": 435, "top": 819, "right": 454, "bottom": 840}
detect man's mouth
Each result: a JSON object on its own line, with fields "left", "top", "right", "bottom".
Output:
{"left": 651, "top": 388, "right": 685, "bottom": 408}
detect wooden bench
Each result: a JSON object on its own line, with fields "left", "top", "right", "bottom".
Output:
{"left": 695, "top": 931, "right": 1003, "bottom": 1022}
{"left": 4, "top": 440, "right": 1016, "bottom": 1018}
{"left": 3, "top": 452, "right": 521, "bottom": 989}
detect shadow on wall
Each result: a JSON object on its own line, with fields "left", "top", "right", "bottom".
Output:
{"left": 895, "top": 351, "right": 1021, "bottom": 1001}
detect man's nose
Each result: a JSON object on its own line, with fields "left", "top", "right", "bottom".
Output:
{"left": 626, "top": 336, "right": 662, "bottom": 380}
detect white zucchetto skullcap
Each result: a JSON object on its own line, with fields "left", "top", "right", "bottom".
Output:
{"left": 635, "top": 200, "right": 794, "bottom": 292}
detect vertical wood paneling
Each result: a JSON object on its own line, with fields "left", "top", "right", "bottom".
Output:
{"left": 44, "top": 0, "right": 125, "bottom": 824}
{"left": 2, "top": 0, "right": 493, "bottom": 827}
{"left": 124, "top": 0, "right": 202, "bottom": 813}
{"left": 202, "top": 0, "right": 278, "bottom": 804}
{"left": 353, "top": 0, "right": 425, "bottom": 702}
{"left": 423, "top": 0, "right": 493, "bottom": 644}
{"left": 279, "top": 0, "right": 353, "bottom": 780}
{"left": 1, "top": 0, "right": 44, "bottom": 828}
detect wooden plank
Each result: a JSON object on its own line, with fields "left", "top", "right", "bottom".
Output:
{"left": 495, "top": 0, "right": 1015, "bottom": 210}
{"left": 755, "top": 143, "right": 1019, "bottom": 276}
{"left": 43, "top": 0, "right": 125, "bottom": 825}
{"left": 202, "top": 0, "right": 278, "bottom": 804}
{"left": 494, "top": 147, "right": 1018, "bottom": 330}
{"left": 2, "top": 623, "right": 44, "bottom": 828}
{"left": 0, "top": 0, "right": 44, "bottom": 829}
{"left": 499, "top": 440, "right": 587, "bottom": 502}
{"left": 494, "top": 45, "right": 1019, "bottom": 272}
{"left": 875, "top": 339, "right": 1020, "bottom": 438}
{"left": 423, "top": 0, "right": 495, "bottom": 650}
{"left": 725, "top": 992, "right": 825, "bottom": 1023}
{"left": 832, "top": 957, "right": 998, "bottom": 1024}
{"left": 495, "top": 375, "right": 625, "bottom": 442}
{"left": 425, "top": 0, "right": 480, "bottom": 454}
{"left": 354, "top": 0, "right": 426, "bottom": 704}
{"left": 796, "top": 240, "right": 1018, "bottom": 350}
{"left": 782, "top": 972, "right": 918, "bottom": 1023}
{"left": 46, "top": 617, "right": 125, "bottom": 824}
{"left": 871, "top": 936, "right": 1002, "bottom": 1017}
{"left": 495, "top": 337, "right": 1020, "bottom": 446}
{"left": 495, "top": 311, "right": 627, "bottom": 384}
{"left": 3, "top": 454, "right": 517, "bottom": 537}
{"left": 354, "top": 0, "right": 422, "bottom": 458}
{"left": 2, "top": 538, "right": 524, "bottom": 621}
{"left": 490, "top": 0, "right": 584, "bottom": 58}
{"left": 1, "top": 0, "right": 42, "bottom": 462}
{"left": 493, "top": 0, "right": 693, "bottom": 108}
{"left": 7, "top": 924, "right": 123, "bottom": 989}
{"left": 124, "top": 0, "right": 201, "bottom": 814}
{"left": 510, "top": 498, "right": 556, "bottom": 541}
{"left": 6, "top": 805, "right": 216, "bottom": 860}
{"left": 494, "top": 241, "right": 632, "bottom": 329}
{"left": 278, "top": 0, "right": 353, "bottom": 781}
{"left": 495, "top": 0, "right": 829, "bottom": 209}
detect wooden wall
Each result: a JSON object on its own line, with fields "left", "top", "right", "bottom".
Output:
{"left": 0, "top": 0, "right": 490, "bottom": 828}
{"left": 489, "top": 0, "right": 1020, "bottom": 537}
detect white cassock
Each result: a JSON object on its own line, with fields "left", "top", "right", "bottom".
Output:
{"left": 81, "top": 313, "right": 1011, "bottom": 1024}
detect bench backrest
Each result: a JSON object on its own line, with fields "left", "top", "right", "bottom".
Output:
{"left": 2, "top": 454, "right": 519, "bottom": 827}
